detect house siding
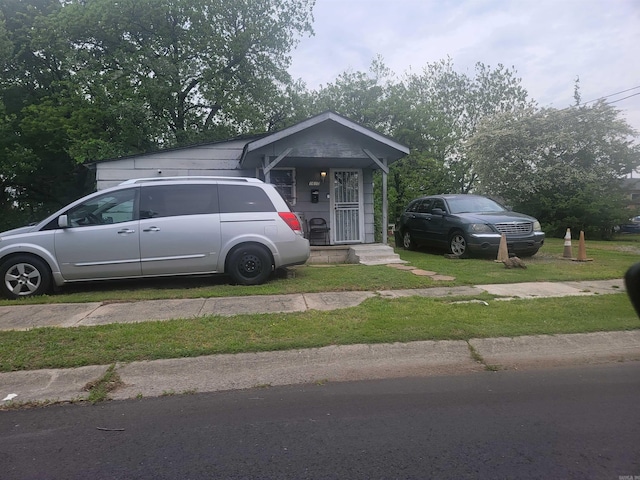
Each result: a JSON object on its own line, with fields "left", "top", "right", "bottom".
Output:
{"left": 95, "top": 140, "right": 249, "bottom": 190}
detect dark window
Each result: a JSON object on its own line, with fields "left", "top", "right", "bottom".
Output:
{"left": 406, "top": 200, "right": 420, "bottom": 213}
{"left": 258, "top": 168, "right": 296, "bottom": 205}
{"left": 432, "top": 199, "right": 447, "bottom": 213}
{"left": 416, "top": 199, "right": 433, "bottom": 213}
{"left": 140, "top": 184, "right": 219, "bottom": 219}
{"left": 219, "top": 184, "right": 275, "bottom": 213}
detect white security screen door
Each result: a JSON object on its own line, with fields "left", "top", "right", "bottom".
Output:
{"left": 331, "top": 169, "right": 364, "bottom": 243}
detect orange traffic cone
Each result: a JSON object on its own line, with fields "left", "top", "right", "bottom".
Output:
{"left": 495, "top": 234, "right": 509, "bottom": 263}
{"left": 574, "top": 230, "right": 593, "bottom": 262}
{"left": 563, "top": 228, "right": 573, "bottom": 259}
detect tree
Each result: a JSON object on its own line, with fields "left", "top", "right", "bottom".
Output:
{"left": 468, "top": 101, "right": 640, "bottom": 239}
{"left": 52, "top": 0, "right": 315, "bottom": 146}
{"left": 0, "top": 0, "right": 314, "bottom": 229}
{"left": 0, "top": 1, "right": 96, "bottom": 229}
{"left": 303, "top": 56, "right": 396, "bottom": 133}
{"left": 391, "top": 58, "right": 535, "bottom": 194}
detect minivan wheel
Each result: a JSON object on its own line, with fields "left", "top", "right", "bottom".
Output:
{"left": 402, "top": 231, "right": 416, "bottom": 250}
{"left": 227, "top": 245, "right": 273, "bottom": 285}
{"left": 449, "top": 231, "right": 468, "bottom": 258}
{"left": 0, "top": 255, "right": 52, "bottom": 299}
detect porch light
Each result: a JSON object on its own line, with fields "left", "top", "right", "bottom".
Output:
{"left": 320, "top": 171, "right": 327, "bottom": 182}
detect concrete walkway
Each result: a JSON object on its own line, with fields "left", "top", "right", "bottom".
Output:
{"left": 2, "top": 279, "right": 639, "bottom": 405}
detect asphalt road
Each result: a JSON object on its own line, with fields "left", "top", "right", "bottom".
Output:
{"left": 2, "top": 363, "right": 639, "bottom": 480}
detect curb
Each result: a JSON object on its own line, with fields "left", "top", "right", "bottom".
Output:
{"left": 2, "top": 330, "right": 640, "bottom": 406}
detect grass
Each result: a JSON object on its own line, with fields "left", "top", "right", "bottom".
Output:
{"left": 1, "top": 293, "right": 638, "bottom": 373}
{"left": 83, "top": 364, "right": 123, "bottom": 404}
{"left": 0, "top": 235, "right": 639, "bottom": 373}
{"left": 0, "top": 236, "right": 638, "bottom": 306}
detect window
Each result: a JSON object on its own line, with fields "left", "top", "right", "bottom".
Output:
{"left": 219, "top": 184, "right": 276, "bottom": 213}
{"left": 406, "top": 200, "right": 420, "bottom": 213}
{"left": 140, "top": 184, "right": 219, "bottom": 218}
{"left": 66, "top": 189, "right": 136, "bottom": 227}
{"left": 432, "top": 199, "right": 447, "bottom": 213}
{"left": 259, "top": 168, "right": 296, "bottom": 206}
{"left": 417, "top": 199, "right": 433, "bottom": 213}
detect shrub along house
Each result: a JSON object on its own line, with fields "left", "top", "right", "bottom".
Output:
{"left": 89, "top": 112, "right": 410, "bottom": 263}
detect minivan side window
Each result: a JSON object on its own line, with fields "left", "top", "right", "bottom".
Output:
{"left": 219, "top": 184, "right": 276, "bottom": 213}
{"left": 140, "top": 184, "right": 219, "bottom": 219}
{"left": 66, "top": 189, "right": 137, "bottom": 227}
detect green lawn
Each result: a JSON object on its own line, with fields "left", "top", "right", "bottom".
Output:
{"left": 1, "top": 236, "right": 639, "bottom": 372}
{"left": 1, "top": 236, "right": 638, "bottom": 305}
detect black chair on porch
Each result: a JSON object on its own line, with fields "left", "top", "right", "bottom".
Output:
{"left": 308, "top": 217, "right": 330, "bottom": 246}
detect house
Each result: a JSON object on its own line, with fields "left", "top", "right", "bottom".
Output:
{"left": 89, "top": 112, "right": 409, "bottom": 254}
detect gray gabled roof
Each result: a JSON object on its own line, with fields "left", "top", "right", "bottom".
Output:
{"left": 243, "top": 111, "right": 409, "bottom": 156}
{"left": 239, "top": 111, "right": 409, "bottom": 170}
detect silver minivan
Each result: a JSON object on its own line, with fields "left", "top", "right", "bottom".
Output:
{"left": 0, "top": 177, "right": 310, "bottom": 298}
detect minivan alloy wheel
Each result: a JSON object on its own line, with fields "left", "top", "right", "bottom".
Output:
{"left": 1, "top": 255, "right": 51, "bottom": 299}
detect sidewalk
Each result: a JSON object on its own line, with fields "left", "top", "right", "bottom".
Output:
{"left": 0, "top": 279, "right": 627, "bottom": 331}
{"left": 2, "top": 279, "right": 639, "bottom": 405}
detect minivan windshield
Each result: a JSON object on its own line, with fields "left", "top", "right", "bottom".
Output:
{"left": 447, "top": 196, "right": 505, "bottom": 214}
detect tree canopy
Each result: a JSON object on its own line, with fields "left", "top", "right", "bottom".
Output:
{"left": 467, "top": 101, "right": 640, "bottom": 238}
{"left": 0, "top": 0, "right": 314, "bottom": 229}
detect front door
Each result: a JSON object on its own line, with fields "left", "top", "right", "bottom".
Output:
{"left": 55, "top": 187, "right": 141, "bottom": 280}
{"left": 331, "top": 169, "right": 364, "bottom": 244}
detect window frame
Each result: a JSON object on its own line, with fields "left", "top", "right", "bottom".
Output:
{"left": 258, "top": 168, "right": 296, "bottom": 206}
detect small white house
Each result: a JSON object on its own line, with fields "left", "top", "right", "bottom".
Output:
{"left": 89, "top": 111, "right": 410, "bottom": 246}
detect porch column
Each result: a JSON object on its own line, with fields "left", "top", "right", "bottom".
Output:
{"left": 363, "top": 149, "right": 390, "bottom": 245}
{"left": 382, "top": 158, "right": 388, "bottom": 245}
{"left": 262, "top": 155, "right": 270, "bottom": 183}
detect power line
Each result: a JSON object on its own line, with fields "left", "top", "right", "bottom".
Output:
{"left": 581, "top": 85, "right": 640, "bottom": 106}
{"left": 606, "top": 91, "right": 640, "bottom": 105}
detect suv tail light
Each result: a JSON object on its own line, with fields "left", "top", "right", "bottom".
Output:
{"left": 279, "top": 212, "right": 303, "bottom": 234}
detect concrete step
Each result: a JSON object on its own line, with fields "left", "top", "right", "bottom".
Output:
{"left": 347, "top": 244, "right": 407, "bottom": 265}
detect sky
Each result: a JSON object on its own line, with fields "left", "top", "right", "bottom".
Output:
{"left": 288, "top": 0, "right": 640, "bottom": 133}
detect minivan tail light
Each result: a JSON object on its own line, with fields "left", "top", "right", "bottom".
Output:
{"left": 278, "top": 212, "right": 303, "bottom": 233}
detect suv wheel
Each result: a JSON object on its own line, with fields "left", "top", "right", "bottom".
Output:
{"left": 449, "top": 231, "right": 468, "bottom": 258}
{"left": 402, "top": 231, "right": 416, "bottom": 250}
{"left": 0, "top": 255, "right": 52, "bottom": 299}
{"left": 227, "top": 245, "right": 273, "bottom": 285}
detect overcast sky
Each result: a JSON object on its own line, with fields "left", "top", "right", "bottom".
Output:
{"left": 288, "top": 0, "right": 640, "bottom": 133}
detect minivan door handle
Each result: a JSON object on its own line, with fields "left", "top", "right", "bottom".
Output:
{"left": 117, "top": 228, "right": 136, "bottom": 235}
{"left": 143, "top": 226, "right": 160, "bottom": 232}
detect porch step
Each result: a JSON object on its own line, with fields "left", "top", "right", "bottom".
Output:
{"left": 347, "top": 244, "right": 407, "bottom": 266}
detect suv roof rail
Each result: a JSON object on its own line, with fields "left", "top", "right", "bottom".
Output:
{"left": 119, "top": 176, "right": 264, "bottom": 185}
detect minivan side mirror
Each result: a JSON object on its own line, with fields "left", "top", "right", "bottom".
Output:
{"left": 431, "top": 208, "right": 445, "bottom": 216}
{"left": 58, "top": 215, "right": 69, "bottom": 228}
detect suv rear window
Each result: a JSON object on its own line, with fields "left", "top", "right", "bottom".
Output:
{"left": 219, "top": 184, "right": 275, "bottom": 213}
